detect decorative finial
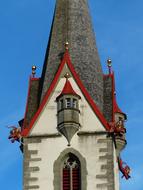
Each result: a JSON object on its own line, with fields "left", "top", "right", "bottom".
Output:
{"left": 107, "top": 58, "right": 112, "bottom": 74}
{"left": 32, "top": 65, "right": 37, "bottom": 78}
{"left": 64, "top": 72, "right": 70, "bottom": 79}
{"left": 65, "top": 41, "right": 69, "bottom": 50}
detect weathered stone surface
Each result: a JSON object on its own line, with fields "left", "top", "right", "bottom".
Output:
{"left": 26, "top": 138, "right": 42, "bottom": 144}
{"left": 29, "top": 167, "right": 40, "bottom": 172}
{"left": 97, "top": 137, "right": 115, "bottom": 190}
{"left": 24, "top": 80, "right": 40, "bottom": 128}
{"left": 103, "top": 75, "right": 113, "bottom": 121}
{"left": 24, "top": 185, "right": 39, "bottom": 190}
{"left": 99, "top": 148, "right": 108, "bottom": 152}
{"left": 23, "top": 138, "right": 41, "bottom": 190}
{"left": 30, "top": 158, "right": 42, "bottom": 162}
{"left": 40, "top": 0, "right": 103, "bottom": 111}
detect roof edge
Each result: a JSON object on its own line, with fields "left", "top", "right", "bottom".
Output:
{"left": 22, "top": 50, "right": 110, "bottom": 137}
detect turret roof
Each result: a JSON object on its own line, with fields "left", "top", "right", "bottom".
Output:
{"left": 56, "top": 78, "right": 80, "bottom": 99}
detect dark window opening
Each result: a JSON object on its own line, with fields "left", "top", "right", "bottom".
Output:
{"left": 66, "top": 98, "right": 71, "bottom": 108}
{"left": 72, "top": 99, "right": 77, "bottom": 108}
{"left": 65, "top": 98, "right": 78, "bottom": 109}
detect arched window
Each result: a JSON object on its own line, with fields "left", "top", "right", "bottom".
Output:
{"left": 62, "top": 153, "right": 81, "bottom": 190}
{"left": 54, "top": 148, "right": 87, "bottom": 190}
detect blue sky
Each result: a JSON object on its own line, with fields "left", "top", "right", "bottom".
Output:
{"left": 0, "top": 0, "right": 143, "bottom": 189}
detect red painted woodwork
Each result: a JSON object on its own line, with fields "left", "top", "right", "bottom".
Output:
{"left": 111, "top": 73, "right": 127, "bottom": 121}
{"left": 63, "top": 168, "right": 80, "bottom": 190}
{"left": 63, "top": 169, "right": 70, "bottom": 190}
{"left": 72, "top": 168, "right": 80, "bottom": 190}
{"left": 57, "top": 78, "right": 80, "bottom": 98}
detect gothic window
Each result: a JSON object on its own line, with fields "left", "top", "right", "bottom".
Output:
{"left": 62, "top": 153, "right": 81, "bottom": 190}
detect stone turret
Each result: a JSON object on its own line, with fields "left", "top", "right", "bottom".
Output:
{"left": 56, "top": 74, "right": 81, "bottom": 145}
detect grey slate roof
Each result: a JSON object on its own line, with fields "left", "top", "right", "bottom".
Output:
{"left": 103, "top": 76, "right": 113, "bottom": 122}
{"left": 39, "top": 0, "right": 104, "bottom": 112}
{"left": 24, "top": 80, "right": 40, "bottom": 128}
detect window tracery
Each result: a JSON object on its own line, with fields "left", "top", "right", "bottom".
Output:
{"left": 62, "top": 154, "right": 80, "bottom": 190}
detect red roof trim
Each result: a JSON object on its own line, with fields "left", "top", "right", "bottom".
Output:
{"left": 22, "top": 51, "right": 69, "bottom": 136}
{"left": 31, "top": 77, "right": 40, "bottom": 81}
{"left": 66, "top": 53, "right": 110, "bottom": 131}
{"left": 22, "top": 50, "right": 110, "bottom": 136}
{"left": 56, "top": 78, "right": 81, "bottom": 99}
{"left": 111, "top": 73, "right": 126, "bottom": 121}
{"left": 103, "top": 74, "right": 111, "bottom": 78}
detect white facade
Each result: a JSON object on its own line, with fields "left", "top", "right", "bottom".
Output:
{"left": 30, "top": 64, "right": 106, "bottom": 136}
{"left": 23, "top": 64, "right": 119, "bottom": 190}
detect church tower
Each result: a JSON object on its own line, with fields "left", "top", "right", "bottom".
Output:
{"left": 19, "top": 0, "right": 129, "bottom": 189}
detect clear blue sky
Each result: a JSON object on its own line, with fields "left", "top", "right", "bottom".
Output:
{"left": 0, "top": 0, "right": 143, "bottom": 189}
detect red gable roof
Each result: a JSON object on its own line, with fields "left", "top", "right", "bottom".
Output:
{"left": 22, "top": 50, "right": 110, "bottom": 136}
{"left": 56, "top": 78, "right": 81, "bottom": 99}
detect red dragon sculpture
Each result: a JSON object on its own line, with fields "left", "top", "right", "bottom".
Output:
{"left": 8, "top": 126, "right": 22, "bottom": 143}
{"left": 118, "top": 158, "right": 131, "bottom": 180}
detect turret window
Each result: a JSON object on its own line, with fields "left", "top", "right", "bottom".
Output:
{"left": 73, "top": 99, "right": 77, "bottom": 108}
{"left": 66, "top": 98, "right": 71, "bottom": 108}
{"left": 65, "top": 98, "right": 78, "bottom": 109}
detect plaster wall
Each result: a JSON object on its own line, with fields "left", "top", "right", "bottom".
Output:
{"left": 24, "top": 66, "right": 118, "bottom": 190}
{"left": 30, "top": 68, "right": 105, "bottom": 136}
{"left": 24, "top": 133, "right": 109, "bottom": 190}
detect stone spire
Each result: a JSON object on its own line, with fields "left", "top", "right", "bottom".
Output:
{"left": 40, "top": 0, "right": 103, "bottom": 111}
